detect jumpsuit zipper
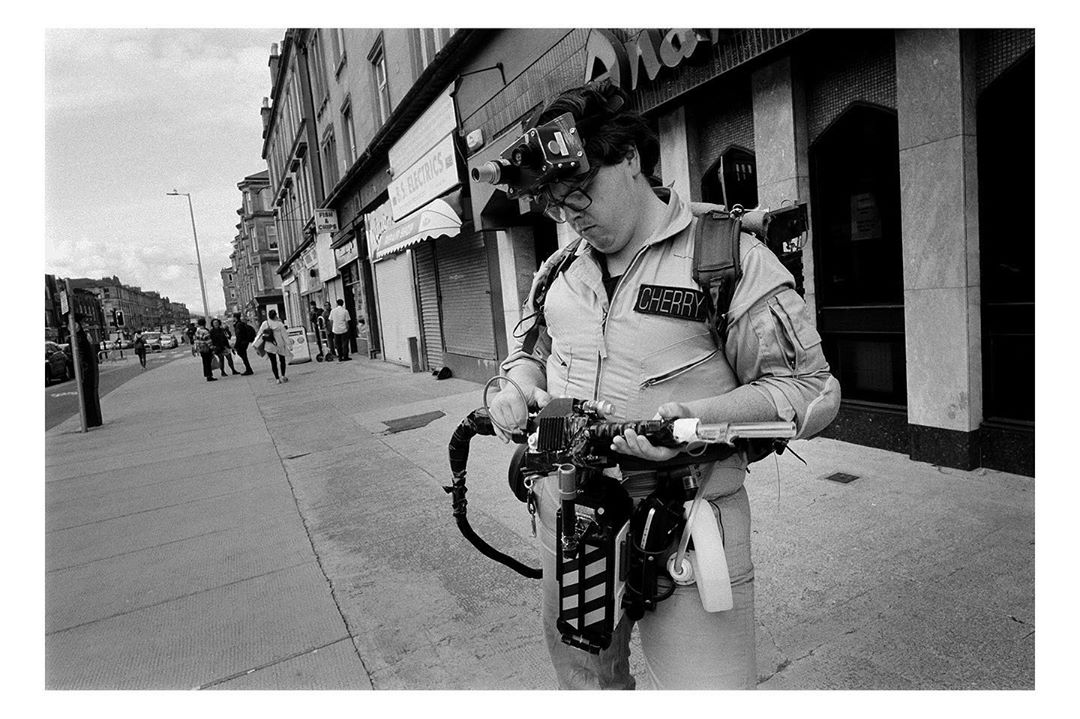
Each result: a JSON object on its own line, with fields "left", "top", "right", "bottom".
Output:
{"left": 593, "top": 245, "right": 650, "bottom": 403}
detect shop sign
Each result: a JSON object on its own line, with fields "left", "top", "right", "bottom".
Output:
{"left": 365, "top": 201, "right": 395, "bottom": 262}
{"left": 389, "top": 85, "right": 456, "bottom": 175}
{"left": 335, "top": 237, "right": 359, "bottom": 267}
{"left": 389, "top": 133, "right": 458, "bottom": 221}
{"left": 316, "top": 231, "right": 337, "bottom": 282}
{"left": 286, "top": 326, "right": 312, "bottom": 364}
{"left": 314, "top": 208, "right": 339, "bottom": 234}
{"left": 583, "top": 29, "right": 719, "bottom": 91}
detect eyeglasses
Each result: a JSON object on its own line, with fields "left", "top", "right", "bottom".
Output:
{"left": 534, "top": 168, "right": 599, "bottom": 223}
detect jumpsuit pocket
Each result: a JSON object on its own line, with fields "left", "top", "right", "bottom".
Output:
{"left": 628, "top": 334, "right": 722, "bottom": 419}
{"left": 766, "top": 291, "right": 822, "bottom": 373}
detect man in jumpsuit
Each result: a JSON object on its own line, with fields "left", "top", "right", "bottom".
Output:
{"left": 487, "top": 81, "right": 841, "bottom": 690}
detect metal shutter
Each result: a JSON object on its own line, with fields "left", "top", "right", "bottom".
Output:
{"left": 413, "top": 241, "right": 444, "bottom": 371}
{"left": 436, "top": 233, "right": 496, "bottom": 359}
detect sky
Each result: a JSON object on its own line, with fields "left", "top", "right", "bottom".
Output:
{"left": 44, "top": 28, "right": 285, "bottom": 316}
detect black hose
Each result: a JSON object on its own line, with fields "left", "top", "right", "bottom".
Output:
{"left": 445, "top": 409, "right": 542, "bottom": 580}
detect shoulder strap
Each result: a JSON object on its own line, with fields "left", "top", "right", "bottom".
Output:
{"left": 691, "top": 210, "right": 743, "bottom": 346}
{"left": 520, "top": 239, "right": 582, "bottom": 354}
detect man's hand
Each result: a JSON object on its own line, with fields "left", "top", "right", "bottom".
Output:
{"left": 609, "top": 401, "right": 692, "bottom": 461}
{"left": 487, "top": 384, "right": 552, "bottom": 443}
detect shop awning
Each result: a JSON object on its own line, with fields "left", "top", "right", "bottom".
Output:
{"left": 373, "top": 192, "right": 462, "bottom": 261}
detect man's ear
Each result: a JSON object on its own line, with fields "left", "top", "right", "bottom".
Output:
{"left": 625, "top": 146, "right": 641, "bottom": 177}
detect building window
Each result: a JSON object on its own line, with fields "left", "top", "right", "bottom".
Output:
{"left": 321, "top": 129, "right": 340, "bottom": 192}
{"left": 330, "top": 28, "right": 347, "bottom": 74}
{"left": 702, "top": 146, "right": 758, "bottom": 210}
{"left": 341, "top": 101, "right": 357, "bottom": 163}
{"left": 267, "top": 225, "right": 278, "bottom": 249}
{"left": 415, "top": 28, "right": 453, "bottom": 70}
{"left": 369, "top": 36, "right": 391, "bottom": 126}
{"left": 310, "top": 32, "right": 329, "bottom": 112}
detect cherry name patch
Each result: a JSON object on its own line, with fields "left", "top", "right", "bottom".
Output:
{"left": 633, "top": 284, "right": 708, "bottom": 322}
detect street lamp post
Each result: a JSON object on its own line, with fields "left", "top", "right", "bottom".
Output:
{"left": 166, "top": 190, "right": 211, "bottom": 322}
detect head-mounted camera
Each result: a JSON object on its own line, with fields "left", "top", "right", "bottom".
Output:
{"left": 470, "top": 113, "right": 591, "bottom": 199}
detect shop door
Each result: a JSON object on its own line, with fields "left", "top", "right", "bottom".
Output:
{"left": 340, "top": 265, "right": 360, "bottom": 355}
{"left": 809, "top": 104, "right": 906, "bottom": 406}
{"left": 373, "top": 252, "right": 420, "bottom": 366}
{"left": 977, "top": 53, "right": 1034, "bottom": 423}
{"left": 436, "top": 233, "right": 496, "bottom": 360}
{"left": 413, "top": 241, "right": 444, "bottom": 371}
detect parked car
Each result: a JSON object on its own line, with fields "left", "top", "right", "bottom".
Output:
{"left": 143, "top": 331, "right": 162, "bottom": 351}
{"left": 45, "top": 341, "right": 70, "bottom": 384}
{"left": 159, "top": 333, "right": 178, "bottom": 349}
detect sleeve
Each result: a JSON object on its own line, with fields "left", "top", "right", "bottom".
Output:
{"left": 724, "top": 244, "right": 841, "bottom": 439}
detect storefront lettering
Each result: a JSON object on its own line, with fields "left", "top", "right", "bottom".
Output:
{"left": 584, "top": 29, "right": 718, "bottom": 91}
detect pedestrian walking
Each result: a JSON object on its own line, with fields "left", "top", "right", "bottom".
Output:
{"left": 185, "top": 322, "right": 197, "bottom": 356}
{"left": 193, "top": 318, "right": 216, "bottom": 382}
{"left": 321, "top": 301, "right": 336, "bottom": 360}
{"left": 209, "top": 318, "right": 238, "bottom": 377}
{"left": 133, "top": 330, "right": 147, "bottom": 369}
{"left": 232, "top": 313, "right": 255, "bottom": 375}
{"left": 309, "top": 301, "right": 326, "bottom": 360}
{"left": 328, "top": 299, "right": 351, "bottom": 362}
{"left": 253, "top": 309, "right": 292, "bottom": 384}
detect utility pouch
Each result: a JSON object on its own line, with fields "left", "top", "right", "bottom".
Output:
{"left": 622, "top": 479, "right": 687, "bottom": 620}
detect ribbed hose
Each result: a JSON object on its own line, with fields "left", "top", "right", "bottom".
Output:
{"left": 445, "top": 409, "right": 542, "bottom": 580}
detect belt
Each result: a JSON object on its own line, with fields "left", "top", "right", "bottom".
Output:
{"left": 618, "top": 464, "right": 707, "bottom": 499}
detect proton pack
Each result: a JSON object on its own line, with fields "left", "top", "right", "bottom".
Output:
{"left": 445, "top": 385, "right": 797, "bottom": 654}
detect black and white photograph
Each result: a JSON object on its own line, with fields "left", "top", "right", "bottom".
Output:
{"left": 29, "top": 3, "right": 1063, "bottom": 713}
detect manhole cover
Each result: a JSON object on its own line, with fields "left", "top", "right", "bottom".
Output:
{"left": 824, "top": 472, "right": 860, "bottom": 484}
{"left": 382, "top": 410, "right": 445, "bottom": 434}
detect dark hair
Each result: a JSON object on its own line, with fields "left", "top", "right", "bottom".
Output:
{"left": 233, "top": 312, "right": 241, "bottom": 320}
{"left": 211, "top": 318, "right": 221, "bottom": 327}
{"left": 537, "top": 80, "right": 659, "bottom": 177}
{"left": 336, "top": 299, "right": 344, "bottom": 306}
{"left": 268, "top": 309, "right": 278, "bottom": 320}
{"left": 196, "top": 318, "right": 206, "bottom": 326}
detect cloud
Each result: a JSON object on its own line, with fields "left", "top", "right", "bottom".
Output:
{"left": 44, "top": 28, "right": 283, "bottom": 313}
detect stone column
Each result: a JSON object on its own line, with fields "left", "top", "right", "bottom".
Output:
{"left": 751, "top": 56, "right": 816, "bottom": 318}
{"left": 895, "top": 29, "right": 981, "bottom": 468}
{"left": 657, "top": 106, "right": 691, "bottom": 200}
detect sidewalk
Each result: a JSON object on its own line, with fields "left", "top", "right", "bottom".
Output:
{"left": 44, "top": 350, "right": 1034, "bottom": 690}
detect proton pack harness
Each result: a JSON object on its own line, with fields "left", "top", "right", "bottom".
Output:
{"left": 516, "top": 201, "right": 808, "bottom": 355}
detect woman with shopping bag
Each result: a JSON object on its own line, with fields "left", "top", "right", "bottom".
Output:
{"left": 253, "top": 309, "right": 292, "bottom": 384}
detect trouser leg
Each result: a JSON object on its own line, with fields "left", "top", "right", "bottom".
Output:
{"left": 268, "top": 353, "right": 280, "bottom": 379}
{"left": 223, "top": 350, "right": 236, "bottom": 373}
{"left": 201, "top": 351, "right": 212, "bottom": 378}
{"left": 237, "top": 346, "right": 252, "bottom": 372}
{"left": 636, "top": 487, "right": 757, "bottom": 689}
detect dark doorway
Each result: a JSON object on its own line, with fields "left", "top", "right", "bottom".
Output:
{"left": 977, "top": 52, "right": 1034, "bottom": 425}
{"left": 810, "top": 103, "right": 906, "bottom": 407}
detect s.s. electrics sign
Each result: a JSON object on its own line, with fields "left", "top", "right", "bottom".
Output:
{"left": 583, "top": 29, "right": 721, "bottom": 92}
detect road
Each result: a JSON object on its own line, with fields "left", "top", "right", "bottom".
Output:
{"left": 45, "top": 346, "right": 191, "bottom": 430}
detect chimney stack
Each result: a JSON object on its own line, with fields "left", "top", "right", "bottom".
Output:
{"left": 260, "top": 97, "right": 271, "bottom": 137}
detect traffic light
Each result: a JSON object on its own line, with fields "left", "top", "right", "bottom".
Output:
{"left": 115, "top": 309, "right": 125, "bottom": 327}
